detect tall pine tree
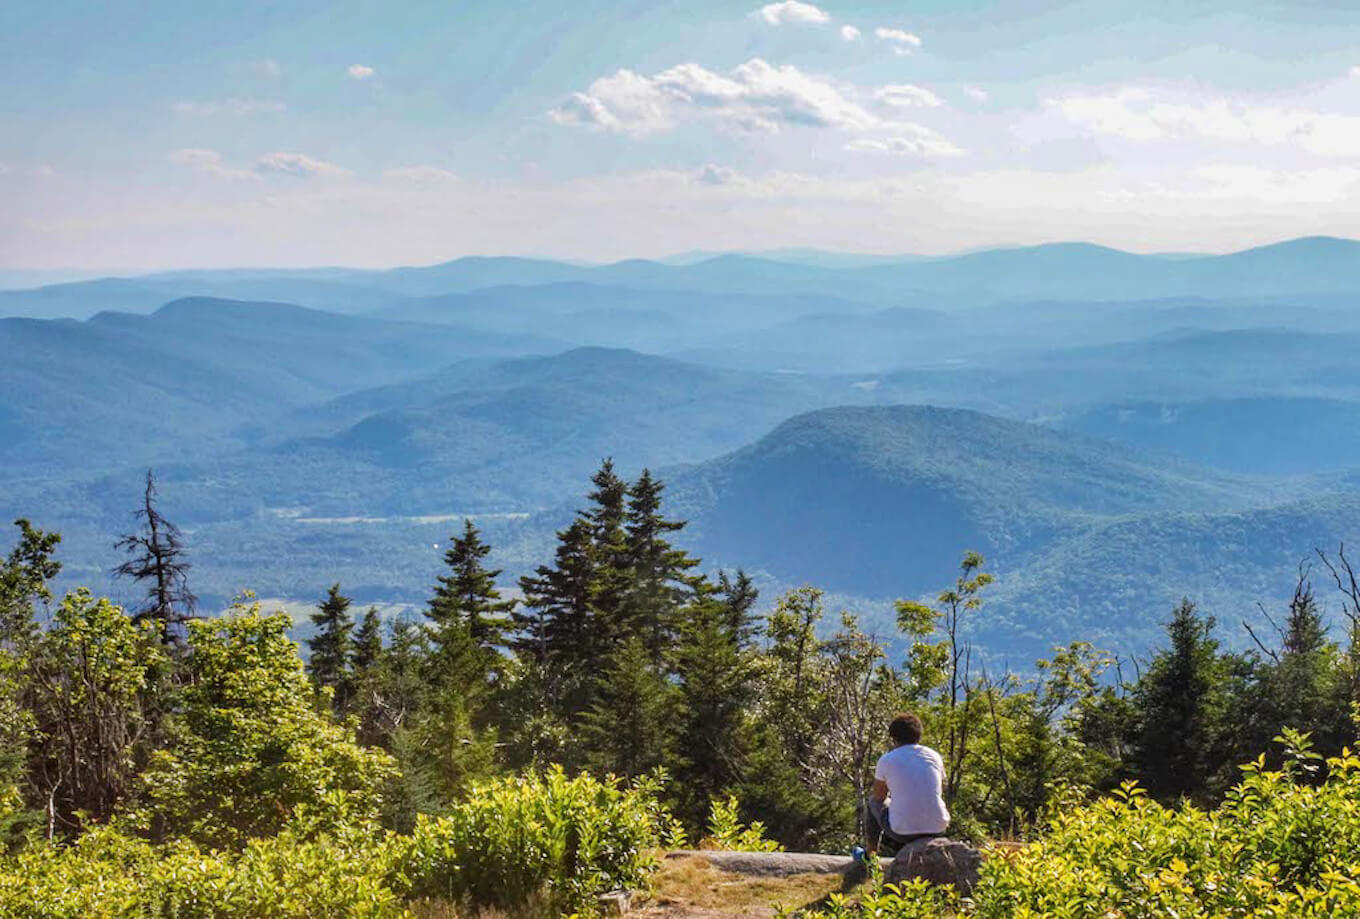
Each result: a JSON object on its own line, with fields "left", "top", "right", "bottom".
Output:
{"left": 429, "top": 519, "right": 515, "bottom": 654}
{"left": 578, "top": 635, "right": 676, "bottom": 778}
{"left": 624, "top": 469, "right": 701, "bottom": 666}
{"left": 673, "top": 580, "right": 759, "bottom": 824}
{"left": 307, "top": 583, "right": 355, "bottom": 716}
{"left": 1132, "top": 599, "right": 1235, "bottom": 801}
{"left": 350, "top": 606, "right": 385, "bottom": 746}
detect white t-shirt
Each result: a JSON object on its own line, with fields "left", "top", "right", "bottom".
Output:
{"left": 874, "top": 743, "right": 950, "bottom": 836}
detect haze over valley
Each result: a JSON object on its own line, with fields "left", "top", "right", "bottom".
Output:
{"left": 7, "top": 236, "right": 1360, "bottom": 657}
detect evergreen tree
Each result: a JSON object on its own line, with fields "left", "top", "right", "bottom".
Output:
{"left": 1132, "top": 599, "right": 1235, "bottom": 801}
{"left": 373, "top": 617, "right": 428, "bottom": 745}
{"left": 418, "top": 522, "right": 507, "bottom": 803}
{"left": 1249, "top": 575, "right": 1349, "bottom": 760}
{"left": 307, "top": 583, "right": 355, "bottom": 716}
{"left": 578, "top": 635, "right": 676, "bottom": 778}
{"left": 113, "top": 470, "right": 196, "bottom": 647}
{"left": 673, "top": 589, "right": 756, "bottom": 824}
{"left": 353, "top": 607, "right": 384, "bottom": 675}
{"left": 623, "top": 469, "right": 701, "bottom": 665}
{"left": 717, "top": 569, "right": 761, "bottom": 651}
{"left": 429, "top": 519, "right": 514, "bottom": 654}
{"left": 516, "top": 519, "right": 596, "bottom": 714}
{"left": 351, "top": 607, "right": 385, "bottom": 746}
{"left": 583, "top": 459, "right": 632, "bottom": 645}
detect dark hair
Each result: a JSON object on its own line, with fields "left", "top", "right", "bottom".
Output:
{"left": 888, "top": 713, "right": 923, "bottom": 746}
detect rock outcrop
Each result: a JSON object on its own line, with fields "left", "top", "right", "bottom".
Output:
{"left": 884, "top": 837, "right": 982, "bottom": 894}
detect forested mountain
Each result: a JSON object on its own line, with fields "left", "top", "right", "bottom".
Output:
{"left": 664, "top": 406, "right": 1266, "bottom": 598}
{"left": 6, "top": 240, "right": 1360, "bottom": 660}
{"left": 1, "top": 298, "right": 562, "bottom": 476}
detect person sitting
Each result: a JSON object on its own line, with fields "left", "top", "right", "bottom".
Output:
{"left": 864, "top": 712, "right": 950, "bottom": 856}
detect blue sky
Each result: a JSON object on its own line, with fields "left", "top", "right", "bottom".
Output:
{"left": 2, "top": 0, "right": 1359, "bottom": 269}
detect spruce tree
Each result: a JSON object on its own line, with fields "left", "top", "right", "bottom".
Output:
{"left": 307, "top": 583, "right": 355, "bottom": 716}
{"left": 578, "top": 635, "right": 676, "bottom": 778}
{"left": 113, "top": 470, "right": 196, "bottom": 647}
{"left": 0, "top": 518, "right": 61, "bottom": 646}
{"left": 583, "top": 459, "right": 632, "bottom": 644}
{"left": 624, "top": 469, "right": 701, "bottom": 665}
{"left": 353, "top": 607, "right": 383, "bottom": 674}
{"left": 716, "top": 569, "right": 760, "bottom": 651}
{"left": 674, "top": 589, "right": 756, "bottom": 823}
{"left": 516, "top": 519, "right": 596, "bottom": 712}
{"left": 1257, "top": 577, "right": 1348, "bottom": 758}
{"left": 1132, "top": 599, "right": 1233, "bottom": 801}
{"left": 351, "top": 607, "right": 384, "bottom": 746}
{"left": 429, "top": 519, "right": 514, "bottom": 653}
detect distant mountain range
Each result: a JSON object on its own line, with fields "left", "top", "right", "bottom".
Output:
{"left": 6, "top": 239, "right": 1360, "bottom": 659}
{"left": 5, "top": 236, "right": 1359, "bottom": 320}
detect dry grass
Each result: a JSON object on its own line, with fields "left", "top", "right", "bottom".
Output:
{"left": 633, "top": 853, "right": 853, "bottom": 918}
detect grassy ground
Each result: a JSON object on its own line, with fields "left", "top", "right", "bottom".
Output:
{"left": 633, "top": 853, "right": 859, "bottom": 918}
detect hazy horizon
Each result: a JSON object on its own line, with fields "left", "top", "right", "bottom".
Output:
{"left": 4, "top": 233, "right": 1358, "bottom": 283}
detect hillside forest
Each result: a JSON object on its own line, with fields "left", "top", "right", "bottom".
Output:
{"left": 2, "top": 455, "right": 1360, "bottom": 916}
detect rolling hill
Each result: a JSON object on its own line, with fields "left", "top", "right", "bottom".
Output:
{"left": 666, "top": 405, "right": 1272, "bottom": 599}
{"left": 0, "top": 298, "right": 562, "bottom": 476}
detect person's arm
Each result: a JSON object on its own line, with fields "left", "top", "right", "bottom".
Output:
{"left": 871, "top": 778, "right": 889, "bottom": 803}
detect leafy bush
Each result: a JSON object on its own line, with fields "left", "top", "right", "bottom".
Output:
{"left": 795, "top": 732, "right": 1360, "bottom": 919}
{"left": 974, "top": 732, "right": 1360, "bottom": 918}
{"left": 135, "top": 604, "right": 397, "bottom": 849}
{"left": 391, "top": 767, "right": 676, "bottom": 915}
{"left": 778, "top": 860, "right": 959, "bottom": 919}
{"left": 0, "top": 824, "right": 406, "bottom": 918}
{"left": 0, "top": 768, "right": 677, "bottom": 917}
{"left": 701, "top": 795, "right": 783, "bottom": 852}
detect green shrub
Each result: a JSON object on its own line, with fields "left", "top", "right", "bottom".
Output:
{"left": 391, "top": 766, "right": 675, "bottom": 914}
{"left": 702, "top": 795, "right": 783, "bottom": 852}
{"left": 795, "top": 732, "right": 1360, "bottom": 919}
{"left": 0, "top": 825, "right": 407, "bottom": 919}
{"left": 135, "top": 605, "right": 397, "bottom": 849}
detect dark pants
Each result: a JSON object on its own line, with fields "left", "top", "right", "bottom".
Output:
{"left": 864, "top": 798, "right": 944, "bottom": 854}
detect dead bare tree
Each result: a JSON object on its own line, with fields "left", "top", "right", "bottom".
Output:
{"left": 1317, "top": 543, "right": 1360, "bottom": 730}
{"left": 114, "top": 470, "right": 197, "bottom": 648}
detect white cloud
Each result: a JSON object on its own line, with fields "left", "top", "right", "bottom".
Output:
{"left": 551, "top": 58, "right": 883, "bottom": 135}
{"left": 30, "top": 164, "right": 57, "bottom": 179}
{"left": 253, "top": 58, "right": 281, "bottom": 78}
{"left": 845, "top": 124, "right": 965, "bottom": 157}
{"left": 964, "top": 86, "right": 989, "bottom": 102}
{"left": 0, "top": 162, "right": 8, "bottom": 175}
{"left": 171, "top": 98, "right": 285, "bottom": 115}
{"left": 840, "top": 25, "right": 861, "bottom": 41}
{"left": 169, "top": 148, "right": 258, "bottom": 181}
{"left": 348, "top": 64, "right": 375, "bottom": 80}
{"left": 1048, "top": 87, "right": 1360, "bottom": 157}
{"left": 753, "top": 1, "right": 830, "bottom": 26}
{"left": 253, "top": 151, "right": 350, "bottom": 177}
{"left": 1350, "top": 65, "right": 1360, "bottom": 79}
{"left": 696, "top": 164, "right": 742, "bottom": 186}
{"left": 875, "top": 84, "right": 943, "bottom": 108}
{"left": 382, "top": 165, "right": 458, "bottom": 184}
{"left": 875, "top": 27, "right": 922, "bottom": 54}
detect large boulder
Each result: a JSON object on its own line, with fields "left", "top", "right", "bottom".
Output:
{"left": 884, "top": 837, "right": 982, "bottom": 894}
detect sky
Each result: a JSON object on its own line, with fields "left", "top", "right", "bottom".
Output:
{"left": 2, "top": 0, "right": 1359, "bottom": 270}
